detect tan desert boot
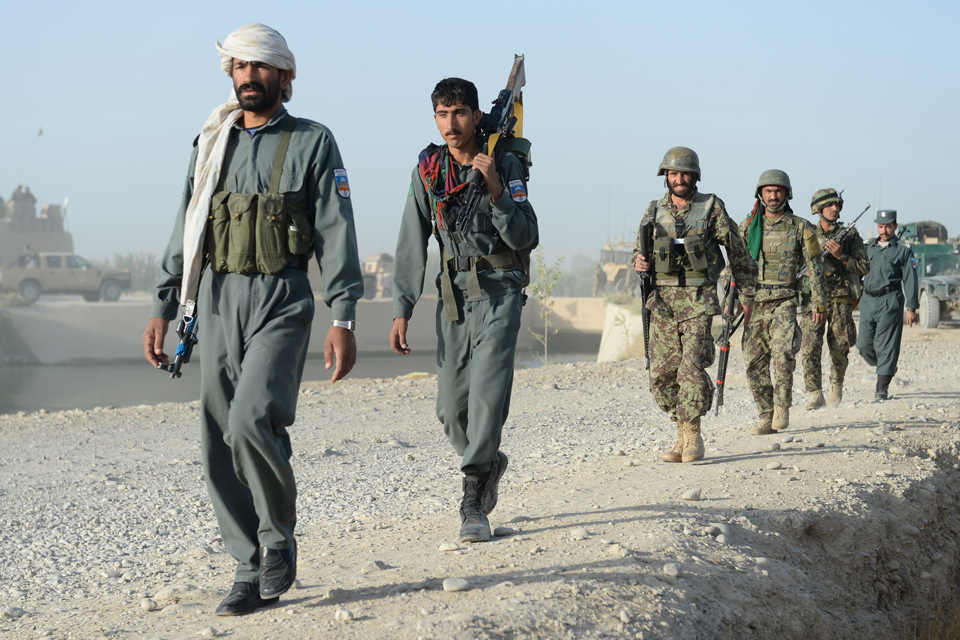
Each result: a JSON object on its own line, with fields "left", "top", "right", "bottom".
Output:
{"left": 772, "top": 406, "right": 790, "bottom": 430}
{"left": 681, "top": 419, "right": 705, "bottom": 463}
{"left": 826, "top": 384, "right": 843, "bottom": 409}
{"left": 662, "top": 423, "right": 685, "bottom": 463}
{"left": 804, "top": 390, "right": 825, "bottom": 411}
{"left": 750, "top": 412, "right": 774, "bottom": 435}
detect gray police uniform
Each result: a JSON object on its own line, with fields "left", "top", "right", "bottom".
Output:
{"left": 857, "top": 211, "right": 919, "bottom": 377}
{"left": 393, "top": 148, "right": 538, "bottom": 475}
{"left": 152, "top": 106, "right": 363, "bottom": 584}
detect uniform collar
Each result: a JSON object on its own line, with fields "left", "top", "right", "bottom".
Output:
{"left": 231, "top": 105, "right": 289, "bottom": 132}
{"left": 661, "top": 188, "right": 699, "bottom": 213}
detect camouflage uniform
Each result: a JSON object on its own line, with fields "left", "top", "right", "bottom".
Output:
{"left": 738, "top": 211, "right": 827, "bottom": 416}
{"left": 799, "top": 221, "right": 869, "bottom": 393}
{"left": 635, "top": 192, "right": 757, "bottom": 424}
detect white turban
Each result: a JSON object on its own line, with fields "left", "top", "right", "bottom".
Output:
{"left": 179, "top": 23, "right": 297, "bottom": 311}
{"left": 216, "top": 23, "right": 297, "bottom": 103}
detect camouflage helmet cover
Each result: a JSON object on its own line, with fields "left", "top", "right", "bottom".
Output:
{"left": 810, "top": 188, "right": 844, "bottom": 215}
{"left": 755, "top": 169, "right": 793, "bottom": 200}
{"left": 657, "top": 146, "right": 701, "bottom": 179}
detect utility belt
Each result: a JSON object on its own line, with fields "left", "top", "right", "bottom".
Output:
{"left": 864, "top": 283, "right": 899, "bottom": 298}
{"left": 205, "top": 115, "right": 314, "bottom": 276}
{"left": 439, "top": 247, "right": 521, "bottom": 322}
{"left": 757, "top": 281, "right": 797, "bottom": 290}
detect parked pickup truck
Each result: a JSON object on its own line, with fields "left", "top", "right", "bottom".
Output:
{"left": 1, "top": 252, "right": 131, "bottom": 302}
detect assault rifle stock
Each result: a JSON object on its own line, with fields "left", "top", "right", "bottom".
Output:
{"left": 713, "top": 279, "right": 742, "bottom": 415}
{"left": 158, "top": 302, "right": 198, "bottom": 379}
{"left": 636, "top": 221, "right": 653, "bottom": 390}
{"left": 798, "top": 203, "right": 871, "bottom": 278}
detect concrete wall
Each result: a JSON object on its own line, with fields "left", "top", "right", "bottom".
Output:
{"left": 2, "top": 296, "right": 606, "bottom": 365}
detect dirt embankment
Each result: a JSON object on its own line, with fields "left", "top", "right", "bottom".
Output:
{"left": 1, "top": 328, "right": 959, "bottom": 639}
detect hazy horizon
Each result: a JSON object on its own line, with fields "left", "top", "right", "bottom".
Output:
{"left": 3, "top": 0, "right": 957, "bottom": 267}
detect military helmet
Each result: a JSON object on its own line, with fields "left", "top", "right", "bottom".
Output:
{"left": 810, "top": 188, "right": 844, "bottom": 215}
{"left": 657, "top": 146, "right": 701, "bottom": 180}
{"left": 755, "top": 169, "right": 792, "bottom": 200}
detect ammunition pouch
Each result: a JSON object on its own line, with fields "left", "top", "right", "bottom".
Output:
{"left": 653, "top": 236, "right": 678, "bottom": 273}
{"left": 206, "top": 116, "right": 313, "bottom": 276}
{"left": 684, "top": 235, "right": 709, "bottom": 271}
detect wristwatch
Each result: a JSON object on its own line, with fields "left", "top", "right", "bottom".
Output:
{"left": 906, "top": 308, "right": 916, "bottom": 313}
{"left": 331, "top": 320, "right": 356, "bottom": 331}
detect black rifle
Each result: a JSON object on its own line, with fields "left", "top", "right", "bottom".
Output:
{"left": 636, "top": 220, "right": 653, "bottom": 389}
{"left": 798, "top": 203, "right": 871, "bottom": 278}
{"left": 158, "top": 301, "right": 198, "bottom": 379}
{"left": 714, "top": 279, "right": 743, "bottom": 415}
{"left": 453, "top": 55, "right": 526, "bottom": 243}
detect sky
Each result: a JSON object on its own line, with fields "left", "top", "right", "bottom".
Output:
{"left": 2, "top": 0, "right": 958, "bottom": 266}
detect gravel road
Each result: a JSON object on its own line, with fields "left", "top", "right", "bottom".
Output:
{"left": 2, "top": 327, "right": 959, "bottom": 639}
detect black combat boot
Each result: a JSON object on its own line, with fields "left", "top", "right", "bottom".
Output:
{"left": 459, "top": 475, "right": 491, "bottom": 543}
{"left": 875, "top": 375, "right": 893, "bottom": 400}
{"left": 482, "top": 452, "right": 509, "bottom": 515}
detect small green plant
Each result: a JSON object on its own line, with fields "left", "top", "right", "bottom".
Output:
{"left": 527, "top": 247, "right": 564, "bottom": 366}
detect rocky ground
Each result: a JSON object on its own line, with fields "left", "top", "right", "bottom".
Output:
{"left": 2, "top": 327, "right": 960, "bottom": 640}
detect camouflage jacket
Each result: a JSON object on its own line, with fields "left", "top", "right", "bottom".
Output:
{"left": 738, "top": 211, "right": 828, "bottom": 308}
{"left": 633, "top": 191, "right": 758, "bottom": 322}
{"left": 800, "top": 220, "right": 870, "bottom": 305}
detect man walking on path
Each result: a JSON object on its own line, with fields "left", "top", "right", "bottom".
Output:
{"left": 739, "top": 170, "right": 828, "bottom": 434}
{"left": 389, "top": 78, "right": 538, "bottom": 544}
{"left": 857, "top": 209, "right": 919, "bottom": 400}
{"left": 633, "top": 147, "right": 757, "bottom": 463}
{"left": 799, "top": 189, "right": 870, "bottom": 410}
{"left": 142, "top": 23, "right": 363, "bottom": 616}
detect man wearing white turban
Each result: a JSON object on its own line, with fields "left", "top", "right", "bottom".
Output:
{"left": 142, "top": 23, "right": 363, "bottom": 616}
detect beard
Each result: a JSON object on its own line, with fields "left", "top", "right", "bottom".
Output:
{"left": 235, "top": 78, "right": 281, "bottom": 112}
{"left": 667, "top": 181, "right": 694, "bottom": 199}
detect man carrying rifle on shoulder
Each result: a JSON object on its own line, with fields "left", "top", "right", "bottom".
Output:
{"left": 390, "top": 71, "right": 538, "bottom": 543}
{"left": 633, "top": 147, "right": 757, "bottom": 464}
{"left": 799, "top": 189, "right": 870, "bottom": 410}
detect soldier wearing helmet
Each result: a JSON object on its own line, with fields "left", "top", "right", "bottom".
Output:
{"left": 633, "top": 147, "right": 757, "bottom": 464}
{"left": 737, "top": 170, "right": 828, "bottom": 435}
{"left": 798, "top": 189, "right": 870, "bottom": 410}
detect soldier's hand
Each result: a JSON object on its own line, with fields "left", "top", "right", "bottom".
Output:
{"left": 825, "top": 239, "right": 843, "bottom": 259}
{"left": 812, "top": 311, "right": 826, "bottom": 326}
{"left": 142, "top": 317, "right": 170, "bottom": 367}
{"left": 634, "top": 254, "right": 651, "bottom": 273}
{"left": 905, "top": 310, "right": 918, "bottom": 327}
{"left": 324, "top": 326, "right": 357, "bottom": 383}
{"left": 472, "top": 153, "right": 504, "bottom": 202}
{"left": 741, "top": 304, "right": 753, "bottom": 326}
{"left": 390, "top": 318, "right": 411, "bottom": 355}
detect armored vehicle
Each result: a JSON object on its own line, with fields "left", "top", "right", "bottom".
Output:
{"left": 1, "top": 252, "right": 131, "bottom": 302}
{"left": 900, "top": 221, "right": 959, "bottom": 328}
{"left": 362, "top": 252, "right": 393, "bottom": 300}
{"left": 600, "top": 239, "right": 641, "bottom": 294}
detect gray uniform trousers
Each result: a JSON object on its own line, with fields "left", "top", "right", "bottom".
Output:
{"left": 198, "top": 266, "right": 314, "bottom": 584}
{"left": 857, "top": 291, "right": 904, "bottom": 376}
{"left": 435, "top": 287, "right": 523, "bottom": 476}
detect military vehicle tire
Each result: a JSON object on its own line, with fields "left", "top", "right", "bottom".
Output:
{"left": 919, "top": 290, "right": 939, "bottom": 329}
{"left": 82, "top": 292, "right": 101, "bottom": 302}
{"left": 100, "top": 279, "right": 122, "bottom": 302}
{"left": 362, "top": 275, "right": 376, "bottom": 300}
{"left": 18, "top": 279, "right": 41, "bottom": 303}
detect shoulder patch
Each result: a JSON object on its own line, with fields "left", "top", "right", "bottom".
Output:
{"left": 911, "top": 256, "right": 917, "bottom": 269}
{"left": 334, "top": 169, "right": 350, "bottom": 198}
{"left": 508, "top": 179, "right": 527, "bottom": 203}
